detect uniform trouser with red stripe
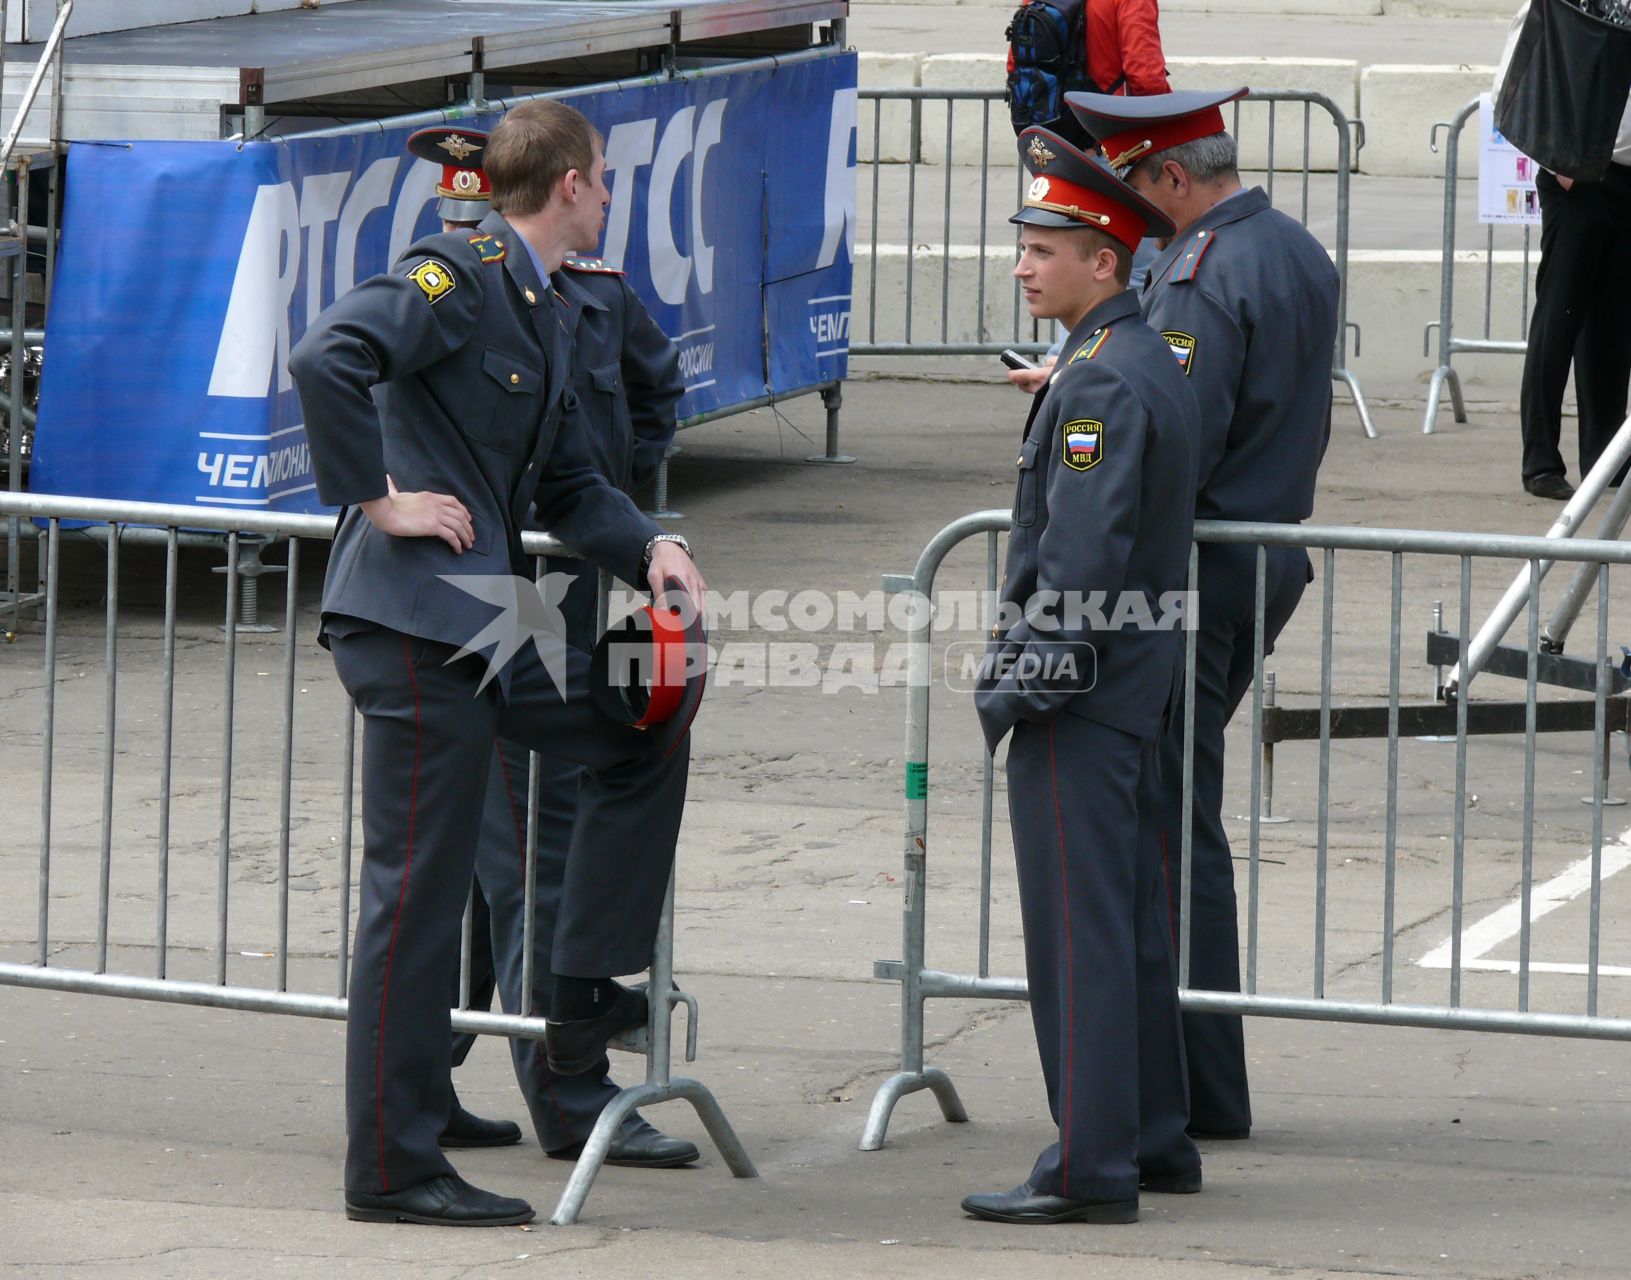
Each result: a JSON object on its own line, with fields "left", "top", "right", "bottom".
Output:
{"left": 330, "top": 624, "right": 689, "bottom": 1196}
{"left": 1156, "top": 542, "right": 1307, "bottom": 1134}
{"left": 1006, "top": 713, "right": 1197, "bottom": 1202}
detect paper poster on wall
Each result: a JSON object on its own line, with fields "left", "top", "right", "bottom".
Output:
{"left": 1478, "top": 91, "right": 1542, "bottom": 226}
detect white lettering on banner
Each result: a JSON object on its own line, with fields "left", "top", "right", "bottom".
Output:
{"left": 643, "top": 99, "right": 727, "bottom": 305}
{"left": 335, "top": 157, "right": 398, "bottom": 299}
{"left": 817, "top": 87, "right": 857, "bottom": 270}
{"left": 207, "top": 182, "right": 300, "bottom": 398}
{"left": 297, "top": 171, "right": 350, "bottom": 336}
{"left": 647, "top": 107, "right": 696, "bottom": 305}
{"left": 601, "top": 118, "right": 657, "bottom": 271}
{"left": 677, "top": 342, "right": 714, "bottom": 379}
{"left": 810, "top": 311, "right": 849, "bottom": 345}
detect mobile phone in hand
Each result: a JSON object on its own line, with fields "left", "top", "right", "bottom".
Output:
{"left": 999, "top": 349, "right": 1037, "bottom": 371}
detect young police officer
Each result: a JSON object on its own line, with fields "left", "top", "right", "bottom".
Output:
{"left": 1069, "top": 88, "right": 1339, "bottom": 1141}
{"left": 292, "top": 100, "right": 705, "bottom": 1228}
{"left": 408, "top": 126, "right": 698, "bottom": 1169}
{"left": 967, "top": 127, "right": 1202, "bottom": 1225}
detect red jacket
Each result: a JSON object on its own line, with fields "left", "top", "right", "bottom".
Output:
{"left": 1087, "top": 0, "right": 1169, "bottom": 97}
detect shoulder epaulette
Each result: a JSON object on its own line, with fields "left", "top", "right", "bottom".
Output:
{"left": 1067, "top": 327, "right": 1110, "bottom": 364}
{"left": 466, "top": 233, "right": 505, "bottom": 264}
{"left": 1169, "top": 227, "right": 1217, "bottom": 284}
{"left": 561, "top": 255, "right": 624, "bottom": 276}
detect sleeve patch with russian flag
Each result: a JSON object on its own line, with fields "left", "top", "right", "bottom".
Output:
{"left": 1162, "top": 330, "right": 1196, "bottom": 375}
{"left": 1060, "top": 418, "right": 1104, "bottom": 471}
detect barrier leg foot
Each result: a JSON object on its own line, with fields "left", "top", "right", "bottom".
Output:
{"left": 1422, "top": 367, "right": 1450, "bottom": 434}
{"left": 670, "top": 1076, "right": 758, "bottom": 1179}
{"left": 807, "top": 383, "right": 855, "bottom": 464}
{"left": 550, "top": 1085, "right": 651, "bottom": 1226}
{"left": 1447, "top": 366, "right": 1467, "bottom": 423}
{"left": 1333, "top": 367, "right": 1377, "bottom": 440}
{"left": 859, "top": 1067, "right": 968, "bottom": 1152}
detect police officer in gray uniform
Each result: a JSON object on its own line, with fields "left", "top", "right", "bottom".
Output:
{"left": 470, "top": 252, "right": 698, "bottom": 1167}
{"left": 291, "top": 100, "right": 706, "bottom": 1228}
{"left": 964, "top": 128, "right": 1201, "bottom": 1226}
{"left": 409, "top": 126, "right": 698, "bottom": 1168}
{"left": 1070, "top": 88, "right": 1339, "bottom": 1140}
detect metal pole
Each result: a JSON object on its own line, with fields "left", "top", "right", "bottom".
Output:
{"left": 1443, "top": 415, "right": 1631, "bottom": 699}
{"left": 1422, "top": 99, "right": 1477, "bottom": 434}
{"left": 1542, "top": 473, "right": 1631, "bottom": 653}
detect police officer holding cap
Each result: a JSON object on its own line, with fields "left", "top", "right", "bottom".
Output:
{"left": 967, "top": 127, "right": 1202, "bottom": 1226}
{"left": 1068, "top": 87, "right": 1339, "bottom": 1142}
{"left": 406, "top": 122, "right": 701, "bottom": 1170}
{"left": 292, "top": 98, "right": 706, "bottom": 1228}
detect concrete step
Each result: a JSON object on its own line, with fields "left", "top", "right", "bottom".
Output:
{"left": 855, "top": 167, "right": 1506, "bottom": 255}
{"left": 847, "top": 243, "right": 1537, "bottom": 400}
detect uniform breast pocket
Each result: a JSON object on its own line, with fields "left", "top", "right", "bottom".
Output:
{"left": 1014, "top": 435, "right": 1041, "bottom": 528}
{"left": 465, "top": 346, "right": 543, "bottom": 449}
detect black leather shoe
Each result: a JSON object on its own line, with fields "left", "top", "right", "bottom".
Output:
{"left": 344, "top": 1173, "right": 535, "bottom": 1227}
{"left": 1525, "top": 474, "right": 1576, "bottom": 500}
{"left": 960, "top": 1183, "right": 1138, "bottom": 1225}
{"left": 546, "top": 983, "right": 648, "bottom": 1075}
{"left": 1140, "top": 1167, "right": 1203, "bottom": 1194}
{"left": 548, "top": 1120, "right": 700, "bottom": 1169}
{"left": 439, "top": 1103, "right": 523, "bottom": 1149}
{"left": 1186, "top": 1126, "right": 1249, "bottom": 1141}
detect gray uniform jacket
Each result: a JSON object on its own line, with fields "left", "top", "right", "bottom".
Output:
{"left": 291, "top": 211, "right": 662, "bottom": 662}
{"left": 976, "top": 289, "right": 1200, "bottom": 753}
{"left": 552, "top": 261, "right": 681, "bottom": 499}
{"left": 1139, "top": 187, "right": 1338, "bottom": 522}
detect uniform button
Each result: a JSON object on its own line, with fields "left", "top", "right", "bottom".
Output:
{"left": 1016, "top": 456, "right": 1024, "bottom": 466}
{"left": 524, "top": 288, "right": 537, "bottom": 304}
{"left": 510, "top": 373, "right": 520, "bottom": 385}
{"left": 495, "top": 240, "right": 504, "bottom": 248}
{"left": 527, "top": 462, "right": 536, "bottom": 471}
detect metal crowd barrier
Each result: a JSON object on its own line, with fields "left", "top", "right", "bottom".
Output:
{"left": 855, "top": 86, "right": 1375, "bottom": 438}
{"left": 862, "top": 509, "right": 1631, "bottom": 1151}
{"left": 1421, "top": 95, "right": 1535, "bottom": 435}
{"left": 0, "top": 490, "right": 754, "bottom": 1226}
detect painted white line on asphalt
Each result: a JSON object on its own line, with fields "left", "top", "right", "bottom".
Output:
{"left": 1418, "top": 828, "right": 1631, "bottom": 972}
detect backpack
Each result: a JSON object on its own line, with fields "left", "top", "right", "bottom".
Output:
{"left": 1005, "top": 0, "right": 1125, "bottom": 148}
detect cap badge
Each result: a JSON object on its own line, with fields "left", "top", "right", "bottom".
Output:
{"left": 1027, "top": 175, "right": 1050, "bottom": 202}
{"left": 438, "top": 134, "right": 482, "bottom": 162}
{"left": 1027, "top": 136, "right": 1057, "bottom": 168}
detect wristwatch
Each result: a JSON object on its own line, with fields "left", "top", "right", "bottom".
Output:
{"left": 641, "top": 532, "right": 692, "bottom": 574}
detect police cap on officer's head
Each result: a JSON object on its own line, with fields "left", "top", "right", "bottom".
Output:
{"left": 1065, "top": 87, "right": 1249, "bottom": 175}
{"left": 1011, "top": 126, "right": 1175, "bottom": 249}
{"left": 407, "top": 126, "right": 493, "bottom": 223}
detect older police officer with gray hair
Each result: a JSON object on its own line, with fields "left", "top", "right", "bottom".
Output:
{"left": 1068, "top": 87, "right": 1340, "bottom": 1144}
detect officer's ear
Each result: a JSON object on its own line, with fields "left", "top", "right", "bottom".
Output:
{"left": 1159, "top": 159, "right": 1190, "bottom": 199}
{"left": 561, "top": 166, "right": 584, "bottom": 205}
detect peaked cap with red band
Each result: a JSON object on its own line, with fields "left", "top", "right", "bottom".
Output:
{"left": 589, "top": 577, "right": 707, "bottom": 756}
{"left": 407, "top": 126, "right": 493, "bottom": 222}
{"left": 1065, "top": 87, "right": 1249, "bottom": 175}
{"left": 1010, "top": 127, "right": 1175, "bottom": 250}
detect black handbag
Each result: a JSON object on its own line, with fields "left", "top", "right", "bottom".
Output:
{"left": 1495, "top": 0, "right": 1631, "bottom": 182}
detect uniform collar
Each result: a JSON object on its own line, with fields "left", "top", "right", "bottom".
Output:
{"left": 1065, "top": 287, "right": 1141, "bottom": 348}
{"left": 1146, "top": 186, "right": 1269, "bottom": 290}
{"left": 479, "top": 210, "right": 550, "bottom": 310}
{"left": 553, "top": 265, "right": 610, "bottom": 313}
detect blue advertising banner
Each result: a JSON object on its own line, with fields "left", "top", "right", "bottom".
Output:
{"left": 30, "top": 52, "right": 857, "bottom": 512}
